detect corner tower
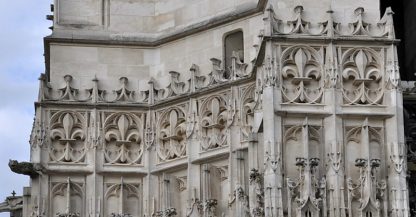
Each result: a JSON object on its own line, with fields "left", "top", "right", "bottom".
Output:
{"left": 20, "top": 0, "right": 408, "bottom": 216}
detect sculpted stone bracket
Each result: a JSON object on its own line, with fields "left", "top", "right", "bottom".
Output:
{"left": 287, "top": 157, "right": 326, "bottom": 217}
{"left": 346, "top": 159, "right": 386, "bottom": 217}
{"left": 344, "top": 118, "right": 388, "bottom": 217}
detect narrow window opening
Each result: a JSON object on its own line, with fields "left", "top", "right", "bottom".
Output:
{"left": 224, "top": 31, "right": 244, "bottom": 77}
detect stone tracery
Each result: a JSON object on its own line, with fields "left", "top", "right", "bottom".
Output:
{"left": 103, "top": 112, "right": 144, "bottom": 165}
{"left": 18, "top": 2, "right": 409, "bottom": 217}
{"left": 156, "top": 107, "right": 187, "bottom": 162}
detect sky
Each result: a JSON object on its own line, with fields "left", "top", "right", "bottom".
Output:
{"left": 0, "top": 0, "right": 51, "bottom": 216}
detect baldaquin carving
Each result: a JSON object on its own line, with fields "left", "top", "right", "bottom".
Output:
{"left": 156, "top": 107, "right": 187, "bottom": 162}
{"left": 49, "top": 111, "right": 87, "bottom": 163}
{"left": 281, "top": 46, "right": 323, "bottom": 104}
{"left": 103, "top": 112, "right": 144, "bottom": 165}
{"left": 341, "top": 48, "right": 383, "bottom": 105}
{"left": 345, "top": 119, "right": 387, "bottom": 217}
{"left": 51, "top": 178, "right": 84, "bottom": 217}
{"left": 104, "top": 178, "right": 141, "bottom": 217}
{"left": 284, "top": 119, "right": 325, "bottom": 217}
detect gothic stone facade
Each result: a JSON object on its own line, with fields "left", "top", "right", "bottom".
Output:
{"left": 25, "top": 0, "right": 408, "bottom": 216}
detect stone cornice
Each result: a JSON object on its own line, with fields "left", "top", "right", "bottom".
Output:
{"left": 43, "top": 0, "right": 268, "bottom": 79}
{"left": 35, "top": 75, "right": 257, "bottom": 111}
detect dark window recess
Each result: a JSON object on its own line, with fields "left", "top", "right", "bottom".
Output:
{"left": 381, "top": 0, "right": 416, "bottom": 80}
{"left": 224, "top": 31, "right": 244, "bottom": 76}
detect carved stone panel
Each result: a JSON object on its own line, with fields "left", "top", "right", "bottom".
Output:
{"left": 198, "top": 93, "right": 231, "bottom": 151}
{"left": 200, "top": 162, "right": 229, "bottom": 217}
{"left": 103, "top": 112, "right": 144, "bottom": 165}
{"left": 283, "top": 118, "right": 325, "bottom": 217}
{"left": 280, "top": 46, "right": 324, "bottom": 104}
{"left": 240, "top": 83, "right": 258, "bottom": 141}
{"left": 341, "top": 48, "right": 384, "bottom": 105}
{"left": 156, "top": 105, "right": 188, "bottom": 162}
{"left": 49, "top": 111, "right": 87, "bottom": 163}
{"left": 156, "top": 171, "right": 187, "bottom": 217}
{"left": 344, "top": 119, "right": 386, "bottom": 217}
{"left": 50, "top": 177, "right": 85, "bottom": 217}
{"left": 104, "top": 177, "right": 142, "bottom": 217}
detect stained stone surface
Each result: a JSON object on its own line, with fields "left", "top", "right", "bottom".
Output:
{"left": 15, "top": 0, "right": 411, "bottom": 216}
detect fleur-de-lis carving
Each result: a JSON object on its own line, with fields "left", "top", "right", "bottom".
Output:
{"left": 104, "top": 113, "right": 143, "bottom": 164}
{"left": 342, "top": 48, "right": 383, "bottom": 105}
{"left": 281, "top": 46, "right": 323, "bottom": 103}
{"left": 50, "top": 112, "right": 86, "bottom": 163}
{"left": 200, "top": 96, "right": 228, "bottom": 150}
{"left": 157, "top": 108, "right": 187, "bottom": 162}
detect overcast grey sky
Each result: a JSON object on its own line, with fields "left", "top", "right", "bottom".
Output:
{"left": 0, "top": 0, "right": 51, "bottom": 216}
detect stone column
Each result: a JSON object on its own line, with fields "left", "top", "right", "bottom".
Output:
{"left": 385, "top": 44, "right": 408, "bottom": 217}
{"left": 261, "top": 37, "right": 283, "bottom": 217}
{"left": 323, "top": 43, "right": 346, "bottom": 217}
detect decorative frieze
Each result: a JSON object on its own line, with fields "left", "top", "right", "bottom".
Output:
{"left": 25, "top": 3, "right": 408, "bottom": 217}
{"left": 267, "top": 5, "right": 396, "bottom": 38}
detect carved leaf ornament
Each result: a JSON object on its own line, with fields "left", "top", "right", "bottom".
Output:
{"left": 104, "top": 113, "right": 143, "bottom": 164}
{"left": 281, "top": 46, "right": 323, "bottom": 104}
{"left": 342, "top": 48, "right": 383, "bottom": 105}
{"left": 200, "top": 96, "right": 228, "bottom": 150}
{"left": 50, "top": 111, "right": 86, "bottom": 163}
{"left": 157, "top": 108, "right": 187, "bottom": 162}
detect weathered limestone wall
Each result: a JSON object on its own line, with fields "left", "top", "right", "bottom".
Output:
{"left": 49, "top": 15, "right": 263, "bottom": 93}
{"left": 24, "top": 0, "right": 408, "bottom": 217}
{"left": 53, "top": 0, "right": 259, "bottom": 37}
{"left": 51, "top": 0, "right": 380, "bottom": 40}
